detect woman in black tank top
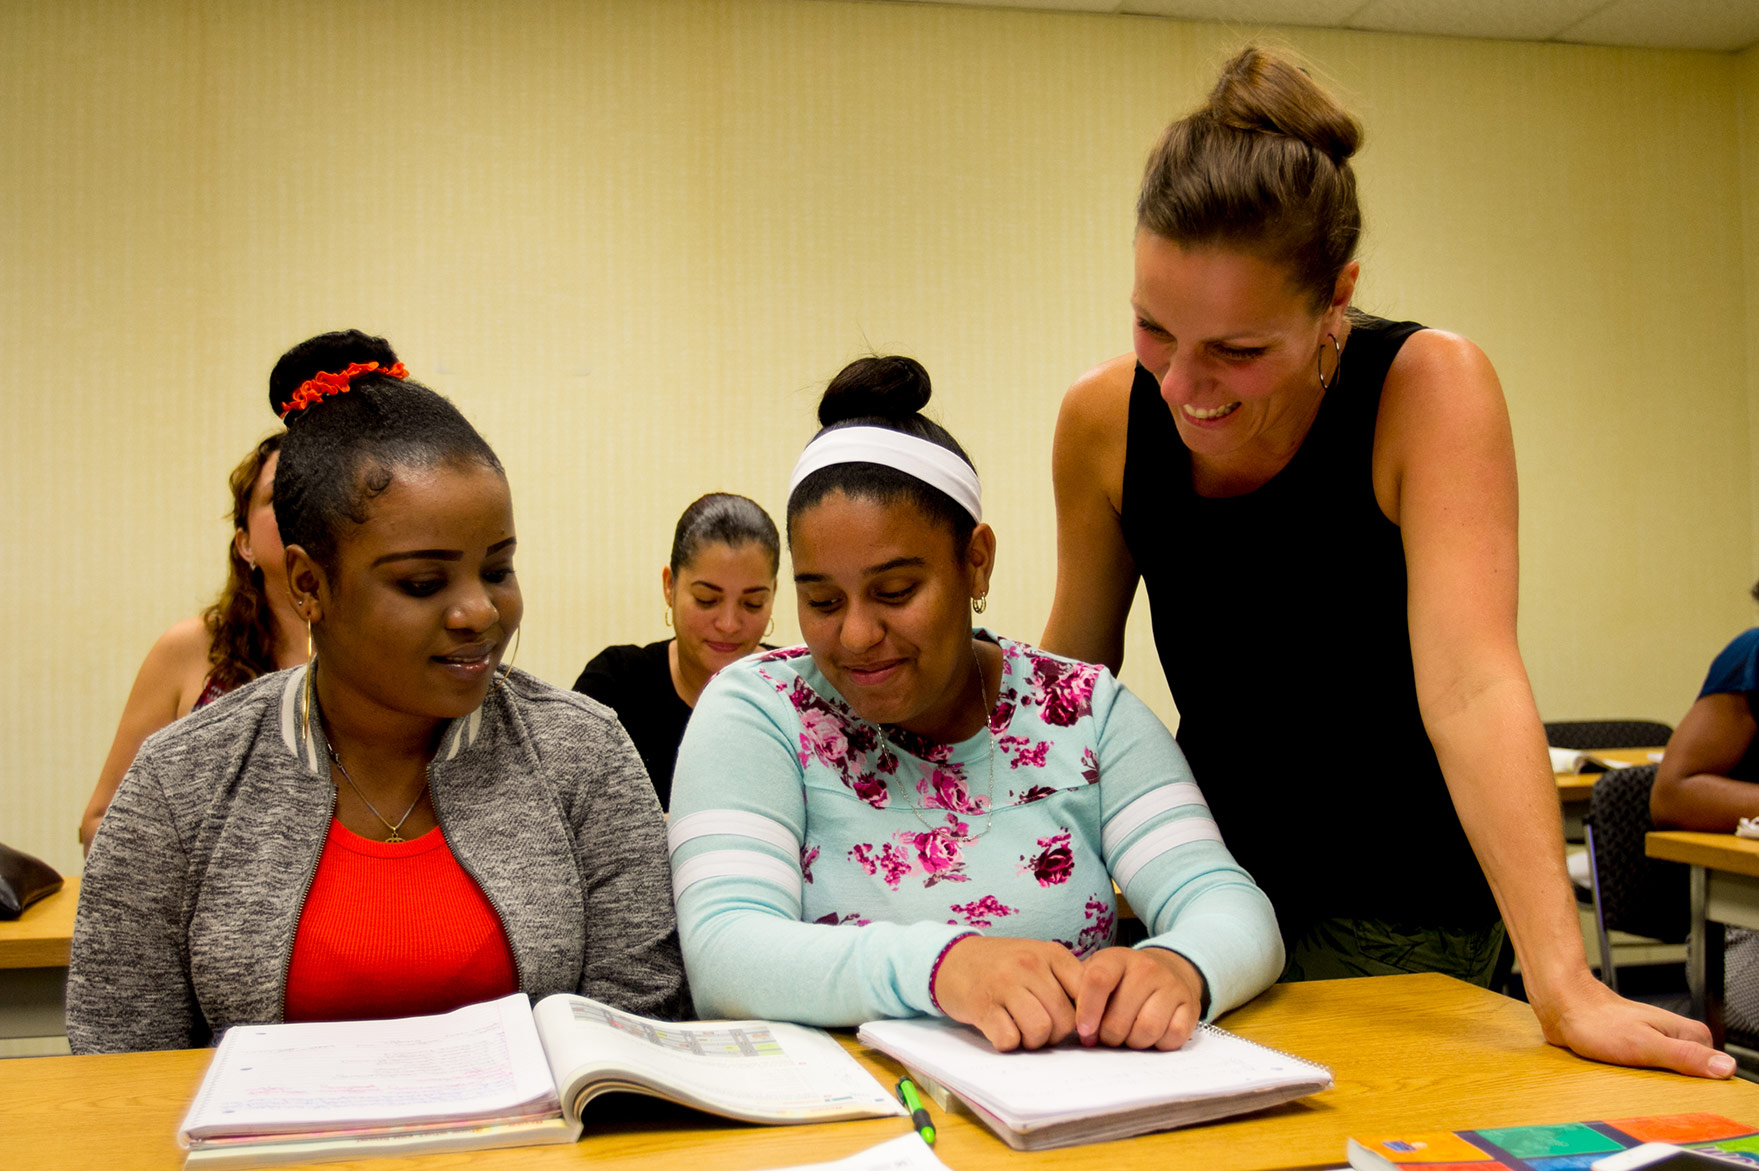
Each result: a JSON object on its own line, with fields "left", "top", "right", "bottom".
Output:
{"left": 1042, "top": 46, "right": 1729, "bottom": 1079}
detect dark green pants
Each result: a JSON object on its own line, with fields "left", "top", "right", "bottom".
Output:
{"left": 1279, "top": 917, "right": 1508, "bottom": 987}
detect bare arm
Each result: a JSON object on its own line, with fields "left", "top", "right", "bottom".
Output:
{"left": 79, "top": 617, "right": 211, "bottom": 852}
{"left": 1042, "top": 356, "right": 1141, "bottom": 672}
{"left": 1384, "top": 331, "right": 1728, "bottom": 1079}
{"left": 1650, "top": 693, "right": 1759, "bottom": 830}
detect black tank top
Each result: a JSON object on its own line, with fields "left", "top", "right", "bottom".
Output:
{"left": 1120, "top": 316, "right": 1497, "bottom": 933}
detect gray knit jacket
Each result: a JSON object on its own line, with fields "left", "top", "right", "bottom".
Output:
{"left": 68, "top": 664, "right": 686, "bottom": 1053}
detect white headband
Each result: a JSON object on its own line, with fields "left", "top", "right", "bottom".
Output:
{"left": 787, "top": 426, "right": 982, "bottom": 522}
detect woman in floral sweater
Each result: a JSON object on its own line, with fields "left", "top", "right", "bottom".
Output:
{"left": 669, "top": 355, "right": 1281, "bottom": 1052}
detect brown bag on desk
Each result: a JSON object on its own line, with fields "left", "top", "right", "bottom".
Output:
{"left": 0, "top": 840, "right": 63, "bottom": 919}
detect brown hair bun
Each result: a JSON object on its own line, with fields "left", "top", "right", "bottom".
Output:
{"left": 1204, "top": 47, "right": 1361, "bottom": 166}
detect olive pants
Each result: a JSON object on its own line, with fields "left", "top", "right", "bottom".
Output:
{"left": 1279, "top": 917, "right": 1509, "bottom": 987}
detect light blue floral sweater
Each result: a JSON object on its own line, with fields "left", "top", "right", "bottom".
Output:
{"left": 669, "top": 633, "right": 1282, "bottom": 1026}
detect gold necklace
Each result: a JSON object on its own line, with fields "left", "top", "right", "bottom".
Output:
{"left": 318, "top": 724, "right": 428, "bottom": 844}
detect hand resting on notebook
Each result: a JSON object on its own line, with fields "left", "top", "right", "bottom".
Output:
{"left": 933, "top": 936, "right": 1205, "bottom": 1052}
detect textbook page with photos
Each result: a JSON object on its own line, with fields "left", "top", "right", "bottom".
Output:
{"left": 857, "top": 1016, "right": 1332, "bottom": 1151}
{"left": 178, "top": 992, "right": 904, "bottom": 1167}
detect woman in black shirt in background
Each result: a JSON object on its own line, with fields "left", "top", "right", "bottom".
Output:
{"left": 574, "top": 494, "right": 778, "bottom": 809}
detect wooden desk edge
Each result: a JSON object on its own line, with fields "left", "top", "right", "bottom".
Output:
{"left": 0, "top": 876, "right": 80, "bottom": 969}
{"left": 1646, "top": 831, "right": 1759, "bottom": 878}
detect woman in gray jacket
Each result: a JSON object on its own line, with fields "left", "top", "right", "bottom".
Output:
{"left": 69, "top": 349, "right": 684, "bottom": 1053}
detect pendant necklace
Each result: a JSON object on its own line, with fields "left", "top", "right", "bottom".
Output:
{"left": 318, "top": 722, "right": 428, "bottom": 844}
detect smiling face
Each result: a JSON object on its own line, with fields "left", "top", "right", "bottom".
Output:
{"left": 790, "top": 490, "right": 994, "bottom": 742}
{"left": 1131, "top": 233, "right": 1356, "bottom": 465}
{"left": 664, "top": 540, "right": 776, "bottom": 678}
{"left": 295, "top": 460, "right": 521, "bottom": 730}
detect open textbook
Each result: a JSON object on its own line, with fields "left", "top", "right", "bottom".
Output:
{"left": 857, "top": 1016, "right": 1331, "bottom": 1151}
{"left": 178, "top": 992, "right": 904, "bottom": 1168}
{"left": 1549, "top": 746, "right": 1664, "bottom": 774}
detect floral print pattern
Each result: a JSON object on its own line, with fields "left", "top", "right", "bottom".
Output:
{"left": 772, "top": 637, "right": 1124, "bottom": 960}
{"left": 1021, "top": 830, "right": 1074, "bottom": 886}
{"left": 851, "top": 814, "right": 974, "bottom": 890}
{"left": 948, "top": 895, "right": 1017, "bottom": 928}
{"left": 782, "top": 675, "right": 897, "bottom": 809}
{"left": 1019, "top": 656, "right": 1100, "bottom": 728}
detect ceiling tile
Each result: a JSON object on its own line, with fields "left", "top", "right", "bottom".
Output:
{"left": 808, "top": 0, "right": 1759, "bottom": 52}
{"left": 1119, "top": 0, "right": 1364, "bottom": 23}
{"left": 1558, "top": 0, "right": 1759, "bottom": 51}
{"left": 1347, "top": 0, "right": 1608, "bottom": 42}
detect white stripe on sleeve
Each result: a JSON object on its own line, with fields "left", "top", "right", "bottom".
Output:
{"left": 1110, "top": 817, "right": 1225, "bottom": 894}
{"left": 667, "top": 809, "right": 800, "bottom": 858}
{"left": 1101, "top": 781, "right": 1210, "bottom": 859}
{"left": 672, "top": 849, "right": 802, "bottom": 903}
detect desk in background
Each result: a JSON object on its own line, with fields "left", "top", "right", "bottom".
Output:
{"left": 6, "top": 973, "right": 1758, "bottom": 1171}
{"left": 0, "top": 876, "right": 77, "bottom": 1051}
{"left": 1646, "top": 830, "right": 1759, "bottom": 1047}
{"left": 1555, "top": 747, "right": 1666, "bottom": 834}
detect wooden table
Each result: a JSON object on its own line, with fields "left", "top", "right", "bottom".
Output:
{"left": 1646, "top": 830, "right": 1759, "bottom": 1047}
{"left": 1554, "top": 747, "right": 1666, "bottom": 802}
{"left": 6, "top": 973, "right": 1757, "bottom": 1171}
{"left": 0, "top": 877, "right": 78, "bottom": 1041}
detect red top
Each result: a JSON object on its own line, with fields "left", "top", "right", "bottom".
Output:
{"left": 284, "top": 820, "right": 519, "bottom": 1023}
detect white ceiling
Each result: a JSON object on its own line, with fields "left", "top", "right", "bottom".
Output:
{"left": 848, "top": 0, "right": 1759, "bottom": 52}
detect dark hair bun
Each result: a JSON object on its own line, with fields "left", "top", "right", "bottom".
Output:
{"left": 818, "top": 355, "right": 932, "bottom": 426}
{"left": 1205, "top": 47, "right": 1361, "bottom": 166}
{"left": 269, "top": 329, "right": 400, "bottom": 416}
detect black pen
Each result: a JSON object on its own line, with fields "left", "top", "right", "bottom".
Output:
{"left": 895, "top": 1077, "right": 935, "bottom": 1146}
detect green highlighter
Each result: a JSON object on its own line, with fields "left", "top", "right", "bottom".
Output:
{"left": 895, "top": 1077, "right": 935, "bottom": 1145}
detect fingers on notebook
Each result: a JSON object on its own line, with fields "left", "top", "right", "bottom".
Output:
{"left": 1073, "top": 947, "right": 1203, "bottom": 1051}
{"left": 935, "top": 937, "right": 1084, "bottom": 1052}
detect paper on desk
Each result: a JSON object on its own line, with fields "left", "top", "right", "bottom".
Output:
{"left": 753, "top": 1133, "right": 949, "bottom": 1171}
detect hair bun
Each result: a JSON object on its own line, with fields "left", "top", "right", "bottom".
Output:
{"left": 818, "top": 355, "right": 932, "bottom": 426}
{"left": 1205, "top": 47, "right": 1361, "bottom": 166}
{"left": 269, "top": 329, "right": 399, "bottom": 416}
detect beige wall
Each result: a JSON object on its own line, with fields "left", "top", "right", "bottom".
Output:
{"left": 4, "top": 0, "right": 1755, "bottom": 876}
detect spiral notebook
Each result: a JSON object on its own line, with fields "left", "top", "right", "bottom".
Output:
{"left": 856, "top": 1016, "right": 1332, "bottom": 1151}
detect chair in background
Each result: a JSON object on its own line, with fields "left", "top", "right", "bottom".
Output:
{"left": 1582, "top": 764, "right": 1689, "bottom": 994}
{"left": 1546, "top": 720, "right": 1673, "bottom": 751}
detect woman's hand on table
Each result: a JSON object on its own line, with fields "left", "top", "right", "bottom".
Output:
{"left": 1536, "top": 970, "right": 1734, "bottom": 1079}
{"left": 1073, "top": 946, "right": 1206, "bottom": 1051}
{"left": 932, "top": 936, "right": 1084, "bottom": 1051}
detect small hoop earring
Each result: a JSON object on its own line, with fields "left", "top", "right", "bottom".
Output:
{"left": 971, "top": 594, "right": 988, "bottom": 615}
{"left": 663, "top": 608, "right": 673, "bottom": 628}
{"left": 764, "top": 617, "right": 776, "bottom": 639}
{"left": 494, "top": 626, "right": 521, "bottom": 690}
{"left": 1317, "top": 333, "right": 1342, "bottom": 392}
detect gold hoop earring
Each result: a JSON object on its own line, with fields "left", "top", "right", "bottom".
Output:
{"left": 301, "top": 619, "right": 316, "bottom": 753}
{"left": 764, "top": 617, "right": 776, "bottom": 639}
{"left": 495, "top": 626, "right": 521, "bottom": 690}
{"left": 663, "top": 608, "right": 673, "bottom": 628}
{"left": 971, "top": 594, "right": 988, "bottom": 615}
{"left": 1317, "top": 333, "right": 1342, "bottom": 392}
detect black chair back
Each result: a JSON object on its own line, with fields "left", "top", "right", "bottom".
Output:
{"left": 1546, "top": 720, "right": 1673, "bottom": 751}
{"left": 1585, "top": 765, "right": 1689, "bottom": 944}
